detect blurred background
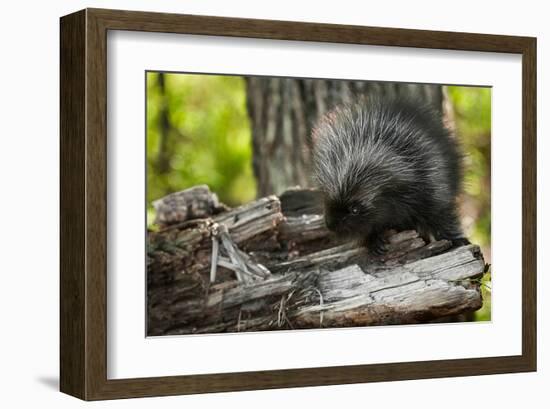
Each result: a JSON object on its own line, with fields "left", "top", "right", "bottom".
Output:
{"left": 146, "top": 72, "right": 491, "bottom": 320}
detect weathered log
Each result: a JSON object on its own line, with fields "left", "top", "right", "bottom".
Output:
{"left": 147, "top": 195, "right": 283, "bottom": 279}
{"left": 279, "top": 187, "right": 324, "bottom": 216}
{"left": 152, "top": 184, "right": 228, "bottom": 225}
{"left": 147, "top": 187, "right": 486, "bottom": 336}
{"left": 147, "top": 194, "right": 285, "bottom": 332}
{"left": 293, "top": 245, "right": 484, "bottom": 327}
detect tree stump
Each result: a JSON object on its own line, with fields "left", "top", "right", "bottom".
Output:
{"left": 147, "top": 185, "right": 485, "bottom": 336}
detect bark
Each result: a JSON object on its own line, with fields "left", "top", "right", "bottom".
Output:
{"left": 147, "top": 185, "right": 485, "bottom": 336}
{"left": 155, "top": 72, "right": 171, "bottom": 175}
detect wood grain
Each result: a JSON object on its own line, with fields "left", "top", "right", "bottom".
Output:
{"left": 60, "top": 7, "right": 537, "bottom": 400}
{"left": 59, "top": 9, "right": 88, "bottom": 400}
{"left": 522, "top": 37, "right": 537, "bottom": 371}
{"left": 147, "top": 187, "right": 485, "bottom": 336}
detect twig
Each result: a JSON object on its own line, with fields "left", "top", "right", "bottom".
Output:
{"left": 210, "top": 233, "right": 219, "bottom": 283}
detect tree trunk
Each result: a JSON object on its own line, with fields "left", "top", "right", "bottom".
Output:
{"left": 155, "top": 73, "right": 172, "bottom": 175}
{"left": 245, "top": 78, "right": 445, "bottom": 196}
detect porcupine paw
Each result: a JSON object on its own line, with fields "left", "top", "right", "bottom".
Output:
{"left": 367, "top": 235, "right": 388, "bottom": 256}
{"left": 451, "top": 237, "right": 471, "bottom": 248}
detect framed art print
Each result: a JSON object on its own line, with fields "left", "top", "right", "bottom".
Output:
{"left": 60, "top": 8, "right": 536, "bottom": 400}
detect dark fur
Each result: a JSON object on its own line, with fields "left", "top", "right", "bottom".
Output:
{"left": 311, "top": 97, "right": 468, "bottom": 254}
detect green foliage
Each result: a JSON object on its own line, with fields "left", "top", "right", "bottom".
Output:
{"left": 475, "top": 270, "right": 492, "bottom": 322}
{"left": 448, "top": 86, "right": 491, "bottom": 248}
{"left": 146, "top": 73, "right": 256, "bottom": 212}
{"left": 447, "top": 86, "right": 492, "bottom": 322}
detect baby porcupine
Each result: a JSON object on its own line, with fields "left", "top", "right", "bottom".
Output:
{"left": 311, "top": 97, "right": 469, "bottom": 255}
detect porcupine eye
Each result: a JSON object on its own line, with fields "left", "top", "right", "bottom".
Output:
{"left": 349, "top": 205, "right": 360, "bottom": 215}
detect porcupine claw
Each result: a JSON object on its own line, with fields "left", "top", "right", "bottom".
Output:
{"left": 366, "top": 235, "right": 388, "bottom": 256}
